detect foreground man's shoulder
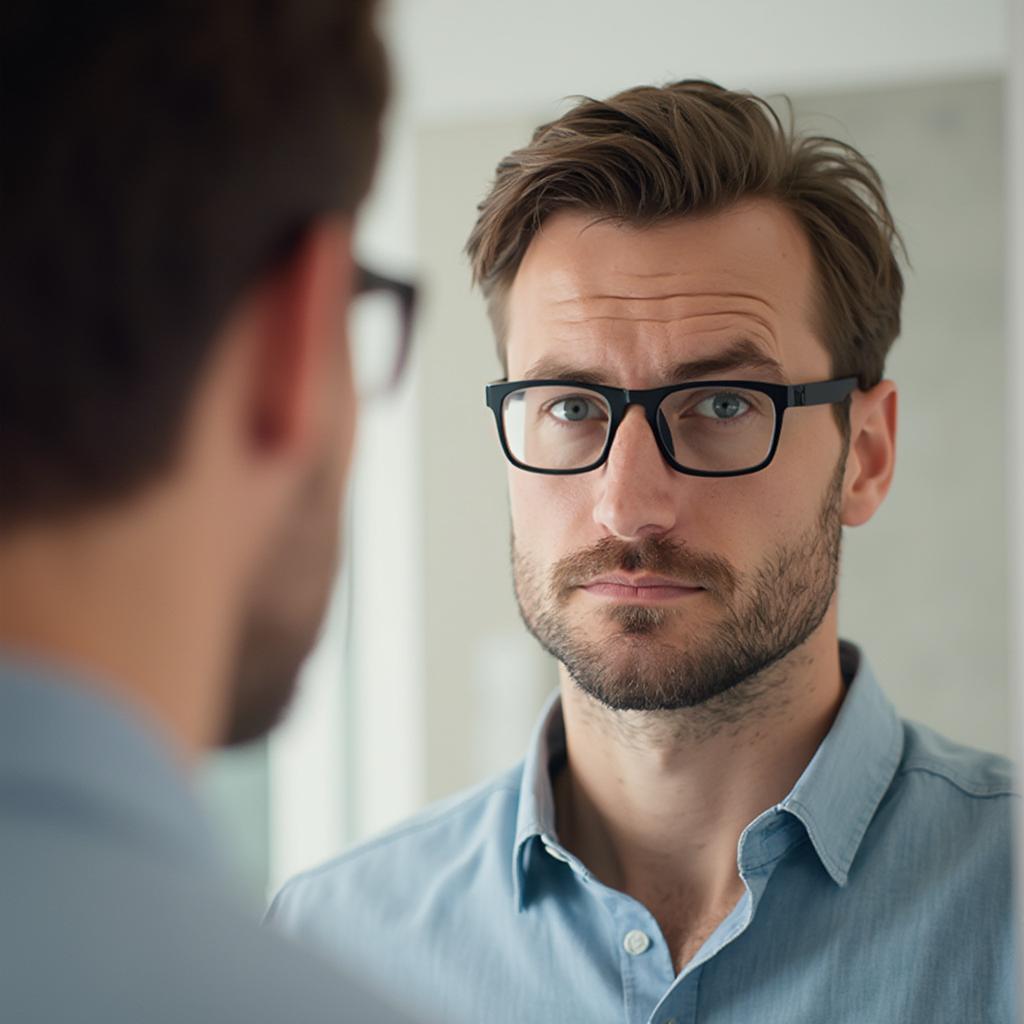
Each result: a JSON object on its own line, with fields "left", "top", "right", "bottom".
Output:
{"left": 3, "top": 821, "right": 417, "bottom": 1024}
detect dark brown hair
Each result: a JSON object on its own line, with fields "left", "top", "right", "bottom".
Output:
{"left": 0, "top": 1, "right": 388, "bottom": 530}
{"left": 467, "top": 80, "right": 904, "bottom": 401}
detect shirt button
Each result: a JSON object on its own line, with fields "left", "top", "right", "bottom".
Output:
{"left": 542, "top": 842, "right": 569, "bottom": 863}
{"left": 623, "top": 929, "right": 651, "bottom": 956}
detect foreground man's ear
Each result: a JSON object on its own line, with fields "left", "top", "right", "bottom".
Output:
{"left": 841, "top": 380, "right": 898, "bottom": 528}
{"left": 245, "top": 216, "right": 354, "bottom": 461}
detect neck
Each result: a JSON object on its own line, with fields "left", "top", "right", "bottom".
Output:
{"left": 553, "top": 617, "right": 845, "bottom": 944}
{"left": 0, "top": 495, "right": 238, "bottom": 765}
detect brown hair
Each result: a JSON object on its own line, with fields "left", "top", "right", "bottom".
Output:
{"left": 467, "top": 79, "right": 904, "bottom": 398}
{"left": 1, "top": 1, "right": 387, "bottom": 530}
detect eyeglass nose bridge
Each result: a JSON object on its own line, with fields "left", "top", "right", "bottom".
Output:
{"left": 600, "top": 390, "right": 680, "bottom": 468}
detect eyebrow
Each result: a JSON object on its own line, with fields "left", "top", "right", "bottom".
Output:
{"left": 522, "top": 339, "right": 788, "bottom": 386}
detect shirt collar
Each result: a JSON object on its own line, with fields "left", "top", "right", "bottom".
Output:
{"left": 0, "top": 653, "right": 223, "bottom": 872}
{"left": 776, "top": 641, "right": 904, "bottom": 886}
{"left": 512, "top": 690, "right": 564, "bottom": 910}
{"left": 511, "top": 641, "right": 904, "bottom": 909}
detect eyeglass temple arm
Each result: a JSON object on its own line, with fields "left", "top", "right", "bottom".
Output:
{"left": 356, "top": 265, "right": 417, "bottom": 315}
{"left": 788, "top": 377, "right": 858, "bottom": 408}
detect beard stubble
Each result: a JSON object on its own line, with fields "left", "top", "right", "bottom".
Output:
{"left": 223, "top": 448, "right": 342, "bottom": 746}
{"left": 513, "top": 453, "right": 846, "bottom": 716}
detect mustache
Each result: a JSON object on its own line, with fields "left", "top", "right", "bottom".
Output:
{"left": 549, "top": 536, "right": 737, "bottom": 601}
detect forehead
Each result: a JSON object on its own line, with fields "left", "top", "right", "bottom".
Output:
{"left": 504, "top": 199, "right": 825, "bottom": 382}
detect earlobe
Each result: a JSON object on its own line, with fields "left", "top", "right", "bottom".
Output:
{"left": 841, "top": 381, "right": 898, "bottom": 528}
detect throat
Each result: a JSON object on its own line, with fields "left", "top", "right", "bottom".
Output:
{"left": 552, "top": 755, "right": 750, "bottom": 967}
{"left": 650, "top": 886, "right": 746, "bottom": 974}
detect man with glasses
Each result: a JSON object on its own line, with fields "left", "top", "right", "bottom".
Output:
{"left": 0, "top": 4, "right": 419, "bottom": 1022}
{"left": 271, "top": 81, "right": 1014, "bottom": 1021}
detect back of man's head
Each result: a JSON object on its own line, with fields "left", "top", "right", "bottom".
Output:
{"left": 1, "top": 1, "right": 387, "bottom": 529}
{"left": 0, "top": 2, "right": 389, "bottom": 751}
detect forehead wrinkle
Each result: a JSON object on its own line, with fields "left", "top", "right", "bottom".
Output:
{"left": 552, "top": 289, "right": 776, "bottom": 305}
{"left": 523, "top": 338, "right": 788, "bottom": 385}
{"left": 548, "top": 288, "right": 780, "bottom": 324}
{"left": 549, "top": 308, "right": 779, "bottom": 337}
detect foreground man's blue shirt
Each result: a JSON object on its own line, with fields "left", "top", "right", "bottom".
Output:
{"left": 0, "top": 657, "right": 415, "bottom": 1024}
{"left": 269, "top": 643, "right": 1016, "bottom": 1023}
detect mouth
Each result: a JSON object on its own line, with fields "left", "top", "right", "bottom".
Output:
{"left": 578, "top": 573, "right": 706, "bottom": 603}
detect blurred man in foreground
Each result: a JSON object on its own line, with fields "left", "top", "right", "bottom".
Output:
{"left": 270, "top": 81, "right": 1015, "bottom": 1022}
{"left": 0, "top": 3, "right": 417, "bottom": 1021}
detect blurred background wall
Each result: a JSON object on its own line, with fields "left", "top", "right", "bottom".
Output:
{"left": 199, "top": 0, "right": 1015, "bottom": 907}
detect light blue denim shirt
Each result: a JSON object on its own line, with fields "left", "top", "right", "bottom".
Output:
{"left": 0, "top": 656, "right": 416, "bottom": 1024}
{"left": 269, "top": 643, "right": 1016, "bottom": 1023}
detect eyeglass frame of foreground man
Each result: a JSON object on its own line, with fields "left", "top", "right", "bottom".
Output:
{"left": 352, "top": 260, "right": 415, "bottom": 395}
{"left": 485, "top": 374, "right": 857, "bottom": 477}
{"left": 352, "top": 263, "right": 417, "bottom": 397}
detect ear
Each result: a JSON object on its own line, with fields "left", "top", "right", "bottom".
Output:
{"left": 246, "top": 216, "right": 355, "bottom": 461}
{"left": 841, "top": 380, "right": 898, "bottom": 527}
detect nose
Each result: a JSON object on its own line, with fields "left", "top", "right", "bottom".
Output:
{"left": 592, "top": 405, "right": 680, "bottom": 541}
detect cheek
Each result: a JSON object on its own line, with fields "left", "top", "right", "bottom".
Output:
{"left": 509, "top": 472, "right": 592, "bottom": 558}
{"left": 710, "top": 460, "right": 831, "bottom": 568}
{"left": 684, "top": 479, "right": 769, "bottom": 565}
{"left": 507, "top": 457, "right": 831, "bottom": 575}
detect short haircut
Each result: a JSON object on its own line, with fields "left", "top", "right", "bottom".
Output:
{"left": 1, "top": 1, "right": 387, "bottom": 530}
{"left": 466, "top": 80, "right": 904, "bottom": 406}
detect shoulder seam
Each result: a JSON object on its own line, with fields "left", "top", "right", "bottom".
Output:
{"left": 896, "top": 761, "right": 1017, "bottom": 800}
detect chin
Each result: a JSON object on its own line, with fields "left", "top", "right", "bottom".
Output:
{"left": 222, "top": 663, "right": 303, "bottom": 747}
{"left": 604, "top": 604, "right": 670, "bottom": 636}
{"left": 223, "top": 607, "right": 323, "bottom": 747}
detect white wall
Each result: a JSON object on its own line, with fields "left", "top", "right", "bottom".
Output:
{"left": 811, "top": 79, "right": 1010, "bottom": 754}
{"left": 391, "top": 0, "right": 1005, "bottom": 121}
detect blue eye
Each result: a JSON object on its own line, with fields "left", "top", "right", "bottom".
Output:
{"left": 694, "top": 392, "right": 750, "bottom": 420}
{"left": 549, "top": 396, "right": 605, "bottom": 422}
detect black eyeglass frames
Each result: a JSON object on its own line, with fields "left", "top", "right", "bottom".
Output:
{"left": 484, "top": 376, "right": 857, "bottom": 477}
{"left": 351, "top": 264, "right": 417, "bottom": 398}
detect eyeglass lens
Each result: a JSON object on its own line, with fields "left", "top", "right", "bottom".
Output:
{"left": 350, "top": 286, "right": 408, "bottom": 398}
{"left": 501, "top": 384, "right": 778, "bottom": 472}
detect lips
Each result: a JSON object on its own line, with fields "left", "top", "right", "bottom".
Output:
{"left": 586, "top": 574, "right": 698, "bottom": 589}
{"left": 579, "top": 573, "right": 705, "bottom": 601}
